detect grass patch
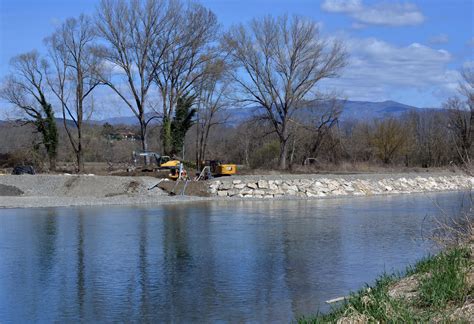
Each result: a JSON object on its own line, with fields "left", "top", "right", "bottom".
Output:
{"left": 417, "top": 248, "right": 470, "bottom": 309}
{"left": 299, "top": 247, "right": 472, "bottom": 323}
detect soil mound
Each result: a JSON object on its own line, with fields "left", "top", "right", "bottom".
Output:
{"left": 0, "top": 184, "right": 24, "bottom": 196}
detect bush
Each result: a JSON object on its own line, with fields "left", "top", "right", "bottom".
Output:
{"left": 249, "top": 141, "right": 280, "bottom": 169}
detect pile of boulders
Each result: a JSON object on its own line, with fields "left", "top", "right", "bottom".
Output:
{"left": 209, "top": 175, "right": 473, "bottom": 199}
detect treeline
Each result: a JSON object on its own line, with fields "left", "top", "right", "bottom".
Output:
{"left": 0, "top": 0, "right": 472, "bottom": 173}
{"left": 1, "top": 106, "right": 471, "bottom": 173}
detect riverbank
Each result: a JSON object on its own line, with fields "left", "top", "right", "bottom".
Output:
{"left": 300, "top": 240, "right": 474, "bottom": 323}
{"left": 0, "top": 174, "right": 208, "bottom": 208}
{"left": 0, "top": 171, "right": 472, "bottom": 208}
{"left": 210, "top": 172, "right": 473, "bottom": 198}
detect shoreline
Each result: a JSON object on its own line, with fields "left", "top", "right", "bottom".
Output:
{"left": 0, "top": 187, "right": 472, "bottom": 210}
{"left": 300, "top": 242, "right": 474, "bottom": 322}
{"left": 0, "top": 172, "right": 472, "bottom": 209}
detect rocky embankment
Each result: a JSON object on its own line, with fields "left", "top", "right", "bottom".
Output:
{"left": 209, "top": 173, "right": 473, "bottom": 198}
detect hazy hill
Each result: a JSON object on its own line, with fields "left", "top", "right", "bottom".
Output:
{"left": 1, "top": 100, "right": 438, "bottom": 126}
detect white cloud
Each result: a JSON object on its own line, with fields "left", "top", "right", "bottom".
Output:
{"left": 351, "top": 22, "right": 366, "bottom": 30}
{"left": 322, "top": 0, "right": 362, "bottom": 12}
{"left": 463, "top": 61, "right": 474, "bottom": 69}
{"left": 321, "top": 0, "right": 425, "bottom": 27}
{"left": 321, "top": 37, "right": 460, "bottom": 106}
{"left": 428, "top": 33, "right": 449, "bottom": 45}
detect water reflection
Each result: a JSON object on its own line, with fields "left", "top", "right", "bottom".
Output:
{"left": 0, "top": 191, "right": 469, "bottom": 322}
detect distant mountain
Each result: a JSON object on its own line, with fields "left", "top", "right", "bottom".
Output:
{"left": 340, "top": 100, "right": 419, "bottom": 121}
{"left": 98, "top": 113, "right": 162, "bottom": 126}
{"left": 0, "top": 100, "right": 440, "bottom": 127}
{"left": 96, "top": 100, "right": 427, "bottom": 126}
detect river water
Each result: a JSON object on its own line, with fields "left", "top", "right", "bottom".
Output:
{"left": 0, "top": 191, "right": 470, "bottom": 322}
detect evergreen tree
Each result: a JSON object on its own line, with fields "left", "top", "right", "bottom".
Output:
{"left": 167, "top": 95, "right": 196, "bottom": 156}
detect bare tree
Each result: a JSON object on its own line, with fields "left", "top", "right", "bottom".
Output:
{"left": 194, "top": 58, "right": 231, "bottom": 169}
{"left": 152, "top": 1, "right": 219, "bottom": 155}
{"left": 445, "top": 67, "right": 473, "bottom": 167}
{"left": 0, "top": 51, "right": 58, "bottom": 170}
{"left": 46, "top": 15, "right": 101, "bottom": 173}
{"left": 370, "top": 118, "right": 408, "bottom": 164}
{"left": 223, "top": 15, "right": 347, "bottom": 169}
{"left": 96, "top": 0, "right": 173, "bottom": 161}
{"left": 296, "top": 98, "right": 343, "bottom": 165}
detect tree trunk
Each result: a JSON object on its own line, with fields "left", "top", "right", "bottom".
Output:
{"left": 77, "top": 121, "right": 84, "bottom": 173}
{"left": 49, "top": 155, "right": 56, "bottom": 172}
{"left": 278, "top": 124, "right": 289, "bottom": 169}
{"left": 76, "top": 149, "right": 84, "bottom": 173}
{"left": 195, "top": 122, "right": 201, "bottom": 170}
{"left": 139, "top": 119, "right": 149, "bottom": 165}
{"left": 289, "top": 137, "right": 296, "bottom": 169}
{"left": 279, "top": 138, "right": 288, "bottom": 170}
{"left": 162, "top": 118, "right": 172, "bottom": 156}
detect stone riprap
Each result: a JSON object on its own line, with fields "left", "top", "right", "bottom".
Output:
{"left": 209, "top": 174, "right": 473, "bottom": 199}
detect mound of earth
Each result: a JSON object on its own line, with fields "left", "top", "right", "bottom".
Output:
{"left": 0, "top": 184, "right": 24, "bottom": 196}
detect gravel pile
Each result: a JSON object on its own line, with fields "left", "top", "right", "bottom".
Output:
{"left": 0, "top": 184, "right": 24, "bottom": 196}
{"left": 0, "top": 174, "right": 166, "bottom": 198}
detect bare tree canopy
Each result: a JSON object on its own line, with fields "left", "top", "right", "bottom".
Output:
{"left": 223, "top": 15, "right": 347, "bottom": 169}
{"left": 194, "top": 57, "right": 232, "bottom": 168}
{"left": 96, "top": 0, "right": 173, "bottom": 159}
{"left": 152, "top": 0, "right": 219, "bottom": 155}
{"left": 0, "top": 51, "right": 58, "bottom": 170}
{"left": 46, "top": 14, "right": 101, "bottom": 173}
{"left": 444, "top": 66, "right": 473, "bottom": 167}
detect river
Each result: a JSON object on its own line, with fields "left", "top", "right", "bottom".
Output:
{"left": 0, "top": 191, "right": 470, "bottom": 322}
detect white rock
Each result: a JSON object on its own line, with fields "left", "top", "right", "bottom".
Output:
{"left": 269, "top": 182, "right": 278, "bottom": 190}
{"left": 241, "top": 188, "right": 253, "bottom": 195}
{"left": 227, "top": 190, "right": 238, "bottom": 197}
{"left": 257, "top": 180, "right": 269, "bottom": 189}
{"left": 209, "top": 181, "right": 220, "bottom": 189}
{"left": 247, "top": 182, "right": 258, "bottom": 189}
{"left": 220, "top": 182, "right": 232, "bottom": 190}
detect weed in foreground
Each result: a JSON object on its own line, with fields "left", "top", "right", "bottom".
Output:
{"left": 299, "top": 247, "right": 472, "bottom": 323}
{"left": 417, "top": 247, "right": 470, "bottom": 309}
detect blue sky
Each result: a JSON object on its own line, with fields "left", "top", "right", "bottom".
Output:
{"left": 0, "top": 0, "right": 473, "bottom": 113}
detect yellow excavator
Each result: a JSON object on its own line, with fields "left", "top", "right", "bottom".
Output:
{"left": 131, "top": 152, "right": 236, "bottom": 180}
{"left": 207, "top": 160, "right": 237, "bottom": 176}
{"left": 131, "top": 151, "right": 183, "bottom": 179}
{"left": 196, "top": 160, "right": 237, "bottom": 180}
